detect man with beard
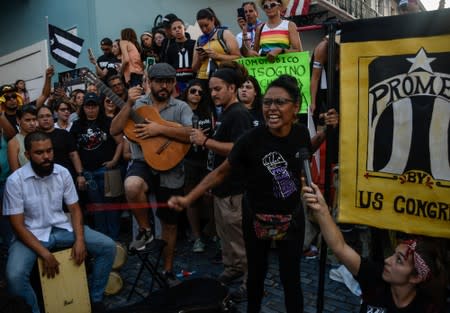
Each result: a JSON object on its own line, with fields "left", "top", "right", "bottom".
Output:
{"left": 111, "top": 63, "right": 192, "bottom": 285}
{"left": 3, "top": 131, "right": 116, "bottom": 313}
{"left": 188, "top": 62, "right": 252, "bottom": 290}
{"left": 36, "top": 106, "right": 86, "bottom": 189}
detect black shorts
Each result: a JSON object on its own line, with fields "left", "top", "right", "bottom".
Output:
{"left": 126, "top": 160, "right": 183, "bottom": 225}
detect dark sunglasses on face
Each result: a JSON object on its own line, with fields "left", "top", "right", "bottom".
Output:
{"left": 4, "top": 94, "right": 17, "bottom": 101}
{"left": 105, "top": 99, "right": 113, "bottom": 104}
{"left": 263, "top": 2, "right": 279, "bottom": 10}
{"left": 262, "top": 97, "right": 293, "bottom": 107}
{"left": 189, "top": 88, "right": 203, "bottom": 96}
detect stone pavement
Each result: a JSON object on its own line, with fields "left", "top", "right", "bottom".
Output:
{"left": 104, "top": 235, "right": 361, "bottom": 313}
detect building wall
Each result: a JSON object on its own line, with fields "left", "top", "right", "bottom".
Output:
{"left": 0, "top": 0, "right": 325, "bottom": 95}
{"left": 0, "top": 0, "right": 243, "bottom": 84}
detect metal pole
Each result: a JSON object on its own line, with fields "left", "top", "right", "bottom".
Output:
{"left": 316, "top": 21, "right": 337, "bottom": 313}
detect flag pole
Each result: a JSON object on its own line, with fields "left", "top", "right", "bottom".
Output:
{"left": 316, "top": 19, "right": 338, "bottom": 313}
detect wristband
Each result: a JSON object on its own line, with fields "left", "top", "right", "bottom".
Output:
{"left": 313, "top": 61, "right": 323, "bottom": 69}
{"left": 202, "top": 137, "right": 209, "bottom": 147}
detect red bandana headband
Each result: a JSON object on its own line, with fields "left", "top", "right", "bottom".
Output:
{"left": 403, "top": 239, "right": 431, "bottom": 281}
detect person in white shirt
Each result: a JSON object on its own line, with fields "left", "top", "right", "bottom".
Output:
{"left": 3, "top": 131, "right": 115, "bottom": 313}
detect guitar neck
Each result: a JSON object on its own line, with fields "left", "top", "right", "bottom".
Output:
{"left": 91, "top": 75, "right": 145, "bottom": 124}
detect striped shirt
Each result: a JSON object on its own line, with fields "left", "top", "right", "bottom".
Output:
{"left": 259, "top": 20, "right": 290, "bottom": 54}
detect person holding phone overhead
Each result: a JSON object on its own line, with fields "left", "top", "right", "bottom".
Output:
{"left": 236, "top": 2, "right": 263, "bottom": 51}
{"left": 192, "top": 8, "right": 241, "bottom": 81}
{"left": 242, "top": 0, "right": 302, "bottom": 62}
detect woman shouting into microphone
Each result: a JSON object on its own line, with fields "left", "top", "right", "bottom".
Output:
{"left": 169, "top": 74, "right": 312, "bottom": 313}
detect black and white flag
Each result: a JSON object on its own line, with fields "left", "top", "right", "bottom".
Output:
{"left": 48, "top": 24, "right": 84, "bottom": 69}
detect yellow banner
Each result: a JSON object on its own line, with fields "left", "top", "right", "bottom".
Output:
{"left": 339, "top": 33, "right": 450, "bottom": 239}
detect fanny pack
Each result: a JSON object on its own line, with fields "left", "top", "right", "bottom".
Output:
{"left": 253, "top": 213, "right": 292, "bottom": 240}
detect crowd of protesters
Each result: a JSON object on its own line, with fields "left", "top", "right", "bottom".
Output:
{"left": 0, "top": 1, "right": 448, "bottom": 312}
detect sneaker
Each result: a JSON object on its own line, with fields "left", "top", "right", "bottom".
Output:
{"left": 192, "top": 238, "right": 205, "bottom": 253}
{"left": 230, "top": 285, "right": 247, "bottom": 303}
{"left": 163, "top": 270, "right": 181, "bottom": 287}
{"left": 218, "top": 271, "right": 244, "bottom": 285}
{"left": 129, "top": 228, "right": 154, "bottom": 251}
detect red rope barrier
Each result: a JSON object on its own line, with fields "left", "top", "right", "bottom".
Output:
{"left": 85, "top": 202, "right": 171, "bottom": 212}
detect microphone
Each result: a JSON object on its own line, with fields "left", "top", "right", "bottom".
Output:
{"left": 298, "top": 147, "right": 313, "bottom": 188}
{"left": 192, "top": 114, "right": 199, "bottom": 152}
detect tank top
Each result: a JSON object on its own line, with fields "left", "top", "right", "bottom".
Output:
{"left": 259, "top": 20, "right": 290, "bottom": 54}
{"left": 124, "top": 41, "right": 144, "bottom": 83}
{"left": 197, "top": 34, "right": 226, "bottom": 80}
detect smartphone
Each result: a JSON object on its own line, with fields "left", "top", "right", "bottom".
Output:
{"left": 146, "top": 56, "right": 156, "bottom": 71}
{"left": 88, "top": 48, "right": 95, "bottom": 60}
{"left": 237, "top": 7, "right": 246, "bottom": 20}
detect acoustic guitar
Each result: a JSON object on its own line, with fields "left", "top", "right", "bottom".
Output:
{"left": 82, "top": 69, "right": 191, "bottom": 171}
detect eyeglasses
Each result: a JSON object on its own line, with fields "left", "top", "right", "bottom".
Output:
{"left": 189, "top": 88, "right": 203, "bottom": 96}
{"left": 263, "top": 2, "right": 279, "bottom": 10}
{"left": 262, "top": 97, "right": 294, "bottom": 107}
{"left": 105, "top": 99, "right": 113, "bottom": 104}
{"left": 4, "top": 94, "right": 17, "bottom": 101}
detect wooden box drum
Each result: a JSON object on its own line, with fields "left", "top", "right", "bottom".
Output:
{"left": 104, "top": 271, "right": 123, "bottom": 295}
{"left": 38, "top": 248, "right": 91, "bottom": 313}
{"left": 112, "top": 243, "right": 127, "bottom": 270}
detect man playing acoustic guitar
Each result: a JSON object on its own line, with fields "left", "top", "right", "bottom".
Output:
{"left": 110, "top": 63, "right": 192, "bottom": 285}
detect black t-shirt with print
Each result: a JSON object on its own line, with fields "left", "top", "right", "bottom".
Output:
{"left": 356, "top": 259, "right": 439, "bottom": 313}
{"left": 185, "top": 108, "right": 213, "bottom": 164}
{"left": 47, "top": 128, "right": 77, "bottom": 176}
{"left": 70, "top": 117, "right": 117, "bottom": 171}
{"left": 207, "top": 102, "right": 252, "bottom": 197}
{"left": 228, "top": 123, "right": 311, "bottom": 214}
{"left": 97, "top": 54, "right": 119, "bottom": 82}
{"left": 164, "top": 39, "right": 196, "bottom": 84}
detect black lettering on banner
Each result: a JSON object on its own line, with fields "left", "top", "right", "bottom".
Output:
{"left": 393, "top": 195, "right": 450, "bottom": 221}
{"left": 358, "top": 190, "right": 384, "bottom": 210}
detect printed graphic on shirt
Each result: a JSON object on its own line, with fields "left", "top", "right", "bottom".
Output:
{"left": 262, "top": 152, "right": 297, "bottom": 199}
{"left": 366, "top": 306, "right": 386, "bottom": 313}
{"left": 207, "top": 120, "right": 221, "bottom": 171}
{"left": 80, "top": 127, "right": 107, "bottom": 150}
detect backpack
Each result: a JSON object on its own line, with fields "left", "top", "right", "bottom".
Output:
{"left": 197, "top": 29, "right": 229, "bottom": 54}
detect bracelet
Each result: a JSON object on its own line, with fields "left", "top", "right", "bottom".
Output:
{"left": 202, "top": 137, "right": 209, "bottom": 147}
{"left": 313, "top": 61, "right": 323, "bottom": 69}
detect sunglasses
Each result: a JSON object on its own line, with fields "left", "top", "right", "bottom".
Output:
{"left": 4, "top": 94, "right": 17, "bottom": 101}
{"left": 262, "top": 97, "right": 293, "bottom": 107}
{"left": 105, "top": 99, "right": 113, "bottom": 104}
{"left": 263, "top": 2, "right": 279, "bottom": 10}
{"left": 189, "top": 88, "right": 203, "bottom": 96}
